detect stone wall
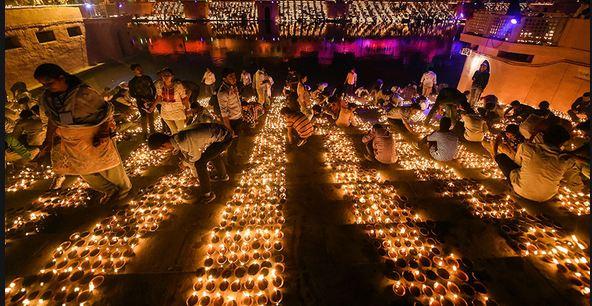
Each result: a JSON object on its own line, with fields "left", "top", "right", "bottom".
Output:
{"left": 457, "top": 52, "right": 589, "bottom": 112}
{"left": 457, "top": 18, "right": 590, "bottom": 112}
{"left": 5, "top": 7, "right": 89, "bottom": 91}
{"left": 84, "top": 16, "right": 135, "bottom": 65}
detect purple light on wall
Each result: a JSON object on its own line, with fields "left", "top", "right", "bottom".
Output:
{"left": 118, "top": 3, "right": 123, "bottom": 8}
{"left": 510, "top": 18, "right": 518, "bottom": 25}
{"left": 459, "top": 13, "right": 464, "bottom": 18}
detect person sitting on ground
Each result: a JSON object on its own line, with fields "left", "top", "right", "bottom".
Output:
{"left": 311, "top": 105, "right": 327, "bottom": 120}
{"left": 5, "top": 134, "right": 40, "bottom": 164}
{"left": 483, "top": 124, "right": 525, "bottom": 160}
{"left": 521, "top": 112, "right": 572, "bottom": 142}
{"left": 362, "top": 123, "right": 398, "bottom": 164}
{"left": 14, "top": 90, "right": 37, "bottom": 111}
{"left": 325, "top": 95, "right": 341, "bottom": 120}
{"left": 424, "top": 88, "right": 471, "bottom": 127}
{"left": 532, "top": 100, "right": 552, "bottom": 117}
{"left": 386, "top": 99, "right": 423, "bottom": 134}
{"left": 187, "top": 102, "right": 215, "bottom": 126}
{"left": 569, "top": 120, "right": 590, "bottom": 179}
{"left": 494, "top": 124, "right": 584, "bottom": 202}
{"left": 400, "top": 83, "right": 418, "bottom": 101}
{"left": 375, "top": 89, "right": 393, "bottom": 106}
{"left": 567, "top": 92, "right": 590, "bottom": 122}
{"left": 311, "top": 83, "right": 330, "bottom": 104}
{"left": 280, "top": 107, "right": 314, "bottom": 147}
{"left": 336, "top": 102, "right": 358, "bottom": 128}
{"left": 419, "top": 117, "right": 459, "bottom": 162}
{"left": 477, "top": 100, "right": 502, "bottom": 132}
{"left": 503, "top": 100, "right": 536, "bottom": 122}
{"left": 12, "top": 109, "right": 46, "bottom": 147}
{"left": 242, "top": 100, "right": 264, "bottom": 129}
{"left": 460, "top": 106, "right": 488, "bottom": 142}
{"left": 147, "top": 123, "right": 233, "bottom": 204}
{"left": 355, "top": 86, "right": 370, "bottom": 100}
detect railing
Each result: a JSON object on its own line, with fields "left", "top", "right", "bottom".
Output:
{"left": 463, "top": 11, "right": 568, "bottom": 46}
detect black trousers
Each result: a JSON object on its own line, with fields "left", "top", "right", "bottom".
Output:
{"left": 494, "top": 153, "right": 520, "bottom": 179}
{"left": 195, "top": 134, "right": 232, "bottom": 195}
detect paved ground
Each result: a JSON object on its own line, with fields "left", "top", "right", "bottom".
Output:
{"left": 5, "top": 63, "right": 590, "bottom": 306}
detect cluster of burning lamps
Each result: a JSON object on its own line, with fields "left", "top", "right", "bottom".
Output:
{"left": 5, "top": 140, "right": 170, "bottom": 240}
{"left": 5, "top": 162, "right": 198, "bottom": 305}
{"left": 318, "top": 116, "right": 496, "bottom": 306}
{"left": 5, "top": 110, "right": 162, "bottom": 194}
{"left": 186, "top": 97, "right": 287, "bottom": 306}
{"left": 360, "top": 105, "right": 591, "bottom": 297}
{"left": 6, "top": 165, "right": 55, "bottom": 192}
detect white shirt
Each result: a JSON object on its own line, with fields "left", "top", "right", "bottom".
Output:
{"left": 171, "top": 123, "right": 230, "bottom": 162}
{"left": 217, "top": 83, "right": 242, "bottom": 120}
{"left": 421, "top": 71, "right": 437, "bottom": 87}
{"left": 461, "top": 113, "right": 487, "bottom": 142}
{"left": 427, "top": 131, "right": 459, "bottom": 161}
{"left": 511, "top": 142, "right": 583, "bottom": 202}
{"left": 241, "top": 71, "right": 252, "bottom": 86}
{"left": 362, "top": 129, "right": 398, "bottom": 164}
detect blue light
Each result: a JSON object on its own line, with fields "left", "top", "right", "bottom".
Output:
{"left": 84, "top": 3, "right": 92, "bottom": 9}
{"left": 459, "top": 13, "right": 464, "bottom": 18}
{"left": 510, "top": 18, "right": 518, "bottom": 25}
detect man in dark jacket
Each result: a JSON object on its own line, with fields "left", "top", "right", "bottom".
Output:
{"left": 468, "top": 61, "right": 490, "bottom": 106}
{"left": 128, "top": 64, "right": 156, "bottom": 138}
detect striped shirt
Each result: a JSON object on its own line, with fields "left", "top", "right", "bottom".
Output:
{"left": 285, "top": 113, "right": 314, "bottom": 139}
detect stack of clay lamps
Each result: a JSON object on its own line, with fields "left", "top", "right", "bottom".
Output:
{"left": 186, "top": 96, "right": 287, "bottom": 306}
{"left": 5, "top": 143, "right": 170, "bottom": 239}
{"left": 5, "top": 166, "right": 199, "bottom": 305}
{"left": 321, "top": 118, "right": 496, "bottom": 306}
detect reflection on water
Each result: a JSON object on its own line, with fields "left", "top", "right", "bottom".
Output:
{"left": 129, "top": 22, "right": 461, "bottom": 64}
{"left": 127, "top": 21, "right": 466, "bottom": 88}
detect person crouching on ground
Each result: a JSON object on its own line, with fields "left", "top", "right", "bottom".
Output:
{"left": 418, "top": 117, "right": 459, "bottom": 162}
{"left": 494, "top": 124, "right": 583, "bottom": 202}
{"left": 147, "top": 123, "right": 232, "bottom": 204}
{"left": 362, "top": 123, "right": 398, "bottom": 164}
{"left": 280, "top": 107, "right": 314, "bottom": 147}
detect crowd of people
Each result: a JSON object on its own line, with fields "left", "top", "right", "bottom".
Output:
{"left": 5, "top": 59, "right": 589, "bottom": 206}
{"left": 4, "top": 63, "right": 278, "bottom": 204}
